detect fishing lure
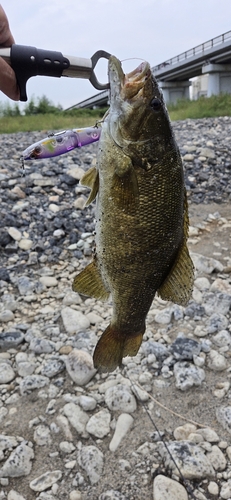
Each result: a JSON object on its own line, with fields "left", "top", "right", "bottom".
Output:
{"left": 22, "top": 126, "right": 101, "bottom": 161}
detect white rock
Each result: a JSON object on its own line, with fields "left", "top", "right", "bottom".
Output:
{"left": 109, "top": 414, "right": 134, "bottom": 452}
{"left": 86, "top": 312, "right": 102, "bottom": 324}
{"left": 63, "top": 402, "right": 89, "bottom": 438}
{"left": 0, "top": 443, "right": 34, "bottom": 478}
{"left": 56, "top": 415, "right": 73, "bottom": 441}
{"left": 48, "top": 203, "right": 60, "bottom": 213}
{"left": 18, "top": 239, "right": 33, "bottom": 250}
{"left": 7, "top": 490, "right": 27, "bottom": 500}
{"left": 194, "top": 277, "right": 210, "bottom": 291}
{"left": 59, "top": 441, "right": 75, "bottom": 454}
{"left": 0, "top": 435, "right": 18, "bottom": 451}
{"left": 210, "top": 278, "right": 231, "bottom": 294}
{"left": 29, "top": 470, "right": 62, "bottom": 492}
{"left": 67, "top": 166, "right": 85, "bottom": 180}
{"left": 0, "top": 362, "right": 15, "bottom": 383}
{"left": 174, "top": 361, "right": 205, "bottom": 391}
{"left": 78, "top": 395, "right": 97, "bottom": 411}
{"left": 196, "top": 428, "right": 219, "bottom": 443}
{"left": 206, "top": 445, "right": 227, "bottom": 471}
{"left": 216, "top": 407, "right": 231, "bottom": 434}
{"left": 174, "top": 423, "right": 197, "bottom": 441}
{"left": 154, "top": 307, "right": 173, "bottom": 324}
{"left": 7, "top": 227, "right": 22, "bottom": 241}
{"left": 131, "top": 383, "right": 149, "bottom": 402}
{"left": 207, "top": 350, "right": 227, "bottom": 371}
{"left": 33, "top": 425, "right": 52, "bottom": 446}
{"left": 86, "top": 410, "right": 111, "bottom": 438}
{"left": 213, "top": 330, "right": 231, "bottom": 347}
{"left": 61, "top": 307, "right": 90, "bottom": 334}
{"left": 191, "top": 253, "right": 223, "bottom": 274}
{"left": 207, "top": 481, "right": 219, "bottom": 496}
{"left": 153, "top": 474, "right": 188, "bottom": 500}
{"left": 0, "top": 310, "right": 14, "bottom": 322}
{"left": 158, "top": 440, "right": 215, "bottom": 479}
{"left": 62, "top": 292, "right": 82, "bottom": 306}
{"left": 64, "top": 349, "right": 96, "bottom": 386}
{"left": 78, "top": 445, "right": 104, "bottom": 484}
{"left": 69, "top": 491, "right": 82, "bottom": 500}
{"left": 220, "top": 481, "right": 231, "bottom": 499}
{"left": 105, "top": 384, "right": 137, "bottom": 413}
{"left": 39, "top": 276, "right": 58, "bottom": 287}
{"left": 213, "top": 381, "right": 230, "bottom": 398}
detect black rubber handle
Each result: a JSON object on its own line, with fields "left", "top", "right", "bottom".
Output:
{"left": 11, "top": 44, "right": 70, "bottom": 101}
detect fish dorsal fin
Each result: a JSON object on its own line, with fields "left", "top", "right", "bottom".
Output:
{"left": 72, "top": 260, "right": 110, "bottom": 301}
{"left": 80, "top": 166, "right": 99, "bottom": 206}
{"left": 157, "top": 191, "right": 194, "bottom": 306}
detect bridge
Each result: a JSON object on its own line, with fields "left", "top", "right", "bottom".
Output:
{"left": 67, "top": 30, "right": 231, "bottom": 109}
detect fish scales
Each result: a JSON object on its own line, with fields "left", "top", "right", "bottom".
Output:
{"left": 72, "top": 55, "right": 194, "bottom": 372}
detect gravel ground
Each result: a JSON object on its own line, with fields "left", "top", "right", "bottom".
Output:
{"left": 0, "top": 117, "right": 231, "bottom": 500}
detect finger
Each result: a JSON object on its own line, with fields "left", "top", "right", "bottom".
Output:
{"left": 0, "top": 5, "right": 15, "bottom": 46}
{"left": 0, "top": 56, "right": 20, "bottom": 100}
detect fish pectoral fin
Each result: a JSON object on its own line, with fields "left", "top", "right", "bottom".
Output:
{"left": 80, "top": 166, "right": 99, "bottom": 206}
{"left": 72, "top": 260, "right": 110, "bottom": 301}
{"left": 93, "top": 325, "right": 144, "bottom": 372}
{"left": 157, "top": 240, "right": 194, "bottom": 306}
{"left": 112, "top": 168, "right": 139, "bottom": 214}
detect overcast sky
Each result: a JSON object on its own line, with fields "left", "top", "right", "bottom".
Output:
{"left": 3, "top": 0, "right": 231, "bottom": 110}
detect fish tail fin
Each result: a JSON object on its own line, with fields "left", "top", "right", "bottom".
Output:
{"left": 93, "top": 324, "right": 144, "bottom": 372}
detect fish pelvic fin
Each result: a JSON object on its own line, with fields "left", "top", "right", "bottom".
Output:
{"left": 93, "top": 324, "right": 144, "bottom": 372}
{"left": 80, "top": 166, "right": 99, "bottom": 206}
{"left": 72, "top": 260, "right": 110, "bottom": 301}
{"left": 157, "top": 190, "right": 194, "bottom": 306}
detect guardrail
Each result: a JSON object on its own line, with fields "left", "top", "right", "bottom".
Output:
{"left": 153, "top": 30, "right": 231, "bottom": 71}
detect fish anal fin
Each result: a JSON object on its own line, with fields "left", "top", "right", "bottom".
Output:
{"left": 157, "top": 241, "right": 194, "bottom": 306}
{"left": 72, "top": 261, "right": 109, "bottom": 301}
{"left": 93, "top": 325, "right": 144, "bottom": 372}
{"left": 80, "top": 166, "right": 99, "bottom": 206}
{"left": 158, "top": 190, "right": 194, "bottom": 306}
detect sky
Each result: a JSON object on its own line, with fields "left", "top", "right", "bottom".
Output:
{"left": 2, "top": 0, "right": 231, "bottom": 110}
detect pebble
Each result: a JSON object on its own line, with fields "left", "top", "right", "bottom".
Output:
{"left": 0, "top": 122, "right": 230, "bottom": 499}
{"left": 29, "top": 470, "right": 62, "bottom": 492}
{"left": 153, "top": 474, "right": 188, "bottom": 500}
{"left": 109, "top": 413, "right": 134, "bottom": 452}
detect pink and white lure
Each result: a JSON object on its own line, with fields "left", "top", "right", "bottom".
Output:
{"left": 22, "top": 126, "right": 101, "bottom": 161}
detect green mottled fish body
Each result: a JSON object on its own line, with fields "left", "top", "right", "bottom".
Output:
{"left": 73, "top": 56, "right": 194, "bottom": 371}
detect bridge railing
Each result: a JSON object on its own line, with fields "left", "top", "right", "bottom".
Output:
{"left": 153, "top": 30, "right": 231, "bottom": 71}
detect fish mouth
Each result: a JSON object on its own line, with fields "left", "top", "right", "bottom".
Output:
{"left": 109, "top": 56, "right": 151, "bottom": 104}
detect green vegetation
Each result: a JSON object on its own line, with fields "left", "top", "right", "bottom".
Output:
{"left": 0, "top": 95, "right": 108, "bottom": 133}
{"left": 1, "top": 93, "right": 231, "bottom": 133}
{"left": 168, "top": 93, "right": 231, "bottom": 121}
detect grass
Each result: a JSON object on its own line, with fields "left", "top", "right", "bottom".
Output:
{"left": 168, "top": 93, "right": 231, "bottom": 121}
{"left": 1, "top": 94, "right": 231, "bottom": 133}
{"left": 0, "top": 108, "right": 108, "bottom": 134}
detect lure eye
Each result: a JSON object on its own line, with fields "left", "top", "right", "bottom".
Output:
{"left": 31, "top": 145, "right": 42, "bottom": 158}
{"left": 150, "top": 98, "right": 161, "bottom": 111}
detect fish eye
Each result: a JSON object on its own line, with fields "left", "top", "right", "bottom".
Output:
{"left": 150, "top": 98, "right": 161, "bottom": 111}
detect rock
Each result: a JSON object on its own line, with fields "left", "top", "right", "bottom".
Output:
{"left": 158, "top": 440, "right": 215, "bottom": 479}
{"left": 207, "top": 481, "right": 219, "bottom": 496}
{"left": 197, "top": 428, "right": 219, "bottom": 443}
{"left": 59, "top": 441, "right": 75, "bottom": 454}
{"left": 171, "top": 336, "right": 201, "bottom": 360}
{"left": 78, "top": 395, "right": 97, "bottom": 411}
{"left": 18, "top": 239, "right": 33, "bottom": 250}
{"left": 109, "top": 414, "right": 134, "bottom": 452}
{"left": 61, "top": 307, "right": 90, "bottom": 334}
{"left": 0, "top": 310, "right": 14, "bottom": 322}
{"left": 154, "top": 307, "right": 174, "bottom": 324}
{"left": 194, "top": 277, "right": 210, "bottom": 291}
{"left": 213, "top": 330, "right": 231, "bottom": 347}
{"left": 216, "top": 407, "right": 231, "bottom": 434}
{"left": 173, "top": 423, "right": 197, "bottom": 441}
{"left": 29, "top": 470, "right": 62, "bottom": 492}
{"left": 174, "top": 361, "right": 205, "bottom": 391}
{"left": 33, "top": 425, "right": 52, "bottom": 446}
{"left": 7, "top": 227, "right": 22, "bottom": 241}
{"left": 19, "top": 375, "right": 49, "bottom": 395}
{"left": 40, "top": 358, "right": 65, "bottom": 378}
{"left": 220, "top": 482, "right": 231, "bottom": 499}
{"left": 0, "top": 443, "right": 34, "bottom": 478}
{"left": 39, "top": 276, "right": 58, "bottom": 287}
{"left": 153, "top": 474, "right": 188, "bottom": 500}
{"left": 191, "top": 253, "right": 223, "bottom": 274}
{"left": 7, "top": 490, "right": 27, "bottom": 500}
{"left": 86, "top": 410, "right": 111, "bottom": 438}
{"left": 29, "top": 338, "right": 56, "bottom": 354}
{"left": 0, "top": 435, "right": 18, "bottom": 451}
{"left": 63, "top": 402, "right": 89, "bottom": 437}
{"left": 207, "top": 350, "right": 227, "bottom": 371}
{"left": 206, "top": 445, "right": 227, "bottom": 471}
{"left": 105, "top": 384, "right": 137, "bottom": 413}
{"left": 78, "top": 445, "right": 104, "bottom": 484}
{"left": 0, "top": 362, "right": 15, "bottom": 383}
{"left": 99, "top": 491, "right": 126, "bottom": 500}
{"left": 64, "top": 349, "right": 96, "bottom": 386}
{"left": 0, "top": 330, "right": 24, "bottom": 348}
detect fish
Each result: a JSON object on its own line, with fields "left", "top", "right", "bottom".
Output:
{"left": 22, "top": 126, "right": 101, "bottom": 160}
{"left": 72, "top": 55, "right": 194, "bottom": 372}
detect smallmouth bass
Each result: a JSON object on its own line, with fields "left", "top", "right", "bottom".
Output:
{"left": 72, "top": 56, "right": 194, "bottom": 372}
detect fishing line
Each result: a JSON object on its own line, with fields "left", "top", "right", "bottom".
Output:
{"left": 130, "top": 378, "right": 198, "bottom": 500}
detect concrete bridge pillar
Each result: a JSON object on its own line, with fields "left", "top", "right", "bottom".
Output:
{"left": 158, "top": 80, "right": 191, "bottom": 104}
{"left": 202, "top": 63, "right": 231, "bottom": 96}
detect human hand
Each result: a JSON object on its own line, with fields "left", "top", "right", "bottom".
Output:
{"left": 0, "top": 5, "right": 19, "bottom": 100}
